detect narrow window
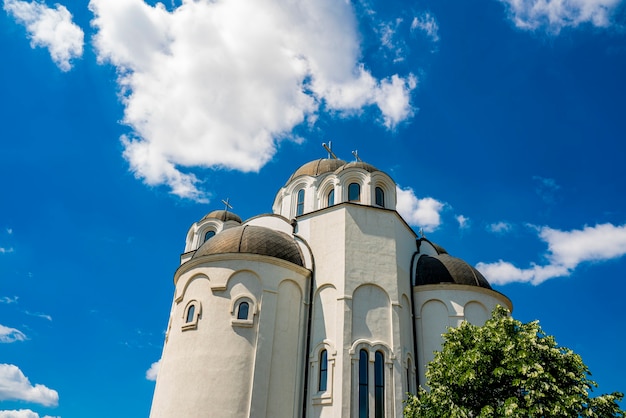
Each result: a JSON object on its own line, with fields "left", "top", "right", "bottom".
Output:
{"left": 296, "top": 189, "right": 305, "bottom": 216}
{"left": 319, "top": 349, "right": 328, "bottom": 392}
{"left": 349, "top": 183, "right": 360, "bottom": 202}
{"left": 237, "top": 301, "right": 249, "bottom": 320}
{"left": 375, "top": 187, "right": 385, "bottom": 207}
{"left": 204, "top": 230, "right": 216, "bottom": 242}
{"left": 186, "top": 304, "right": 195, "bottom": 323}
{"left": 375, "top": 351, "right": 384, "bottom": 418}
{"left": 406, "top": 358, "right": 412, "bottom": 394}
{"left": 327, "top": 189, "right": 335, "bottom": 207}
{"left": 359, "top": 349, "right": 369, "bottom": 418}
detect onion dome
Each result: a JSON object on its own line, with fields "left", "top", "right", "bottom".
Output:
{"left": 201, "top": 210, "right": 242, "bottom": 223}
{"left": 288, "top": 158, "right": 347, "bottom": 183}
{"left": 333, "top": 161, "right": 379, "bottom": 175}
{"left": 193, "top": 225, "right": 304, "bottom": 267}
{"left": 416, "top": 253, "right": 491, "bottom": 289}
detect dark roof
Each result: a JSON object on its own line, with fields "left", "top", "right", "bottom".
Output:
{"left": 415, "top": 253, "right": 491, "bottom": 289}
{"left": 201, "top": 210, "right": 242, "bottom": 223}
{"left": 288, "top": 159, "right": 347, "bottom": 183}
{"left": 193, "top": 225, "right": 304, "bottom": 267}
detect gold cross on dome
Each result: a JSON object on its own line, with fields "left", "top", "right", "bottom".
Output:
{"left": 221, "top": 198, "right": 233, "bottom": 213}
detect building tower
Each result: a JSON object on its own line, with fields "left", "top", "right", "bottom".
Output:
{"left": 149, "top": 158, "right": 511, "bottom": 418}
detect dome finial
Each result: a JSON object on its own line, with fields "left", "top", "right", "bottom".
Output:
{"left": 351, "top": 149, "right": 362, "bottom": 162}
{"left": 322, "top": 141, "right": 338, "bottom": 159}
{"left": 221, "top": 197, "right": 233, "bottom": 214}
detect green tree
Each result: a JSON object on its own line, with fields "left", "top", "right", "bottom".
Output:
{"left": 404, "top": 306, "right": 624, "bottom": 418}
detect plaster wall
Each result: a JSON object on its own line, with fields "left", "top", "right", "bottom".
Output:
{"left": 412, "top": 284, "right": 512, "bottom": 387}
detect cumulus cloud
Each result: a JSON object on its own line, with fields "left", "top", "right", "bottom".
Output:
{"left": 89, "top": 0, "right": 417, "bottom": 200}
{"left": 0, "top": 325, "right": 27, "bottom": 343}
{"left": 146, "top": 359, "right": 160, "bottom": 381}
{"left": 3, "top": 0, "right": 84, "bottom": 71}
{"left": 0, "top": 364, "right": 58, "bottom": 407}
{"left": 0, "top": 409, "right": 58, "bottom": 418}
{"left": 477, "top": 222, "right": 626, "bottom": 285}
{"left": 498, "top": 0, "right": 623, "bottom": 33}
{"left": 411, "top": 11, "right": 439, "bottom": 42}
{"left": 396, "top": 186, "right": 444, "bottom": 232}
{"left": 488, "top": 221, "right": 513, "bottom": 234}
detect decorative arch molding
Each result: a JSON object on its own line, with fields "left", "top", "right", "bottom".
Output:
{"left": 370, "top": 172, "right": 396, "bottom": 209}
{"left": 175, "top": 273, "right": 210, "bottom": 303}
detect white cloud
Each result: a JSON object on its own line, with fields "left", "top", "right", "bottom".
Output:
{"left": 3, "top": 0, "right": 84, "bottom": 71}
{"left": 488, "top": 221, "right": 513, "bottom": 234}
{"left": 477, "top": 222, "right": 626, "bottom": 285}
{"left": 456, "top": 215, "right": 470, "bottom": 229}
{"left": 411, "top": 11, "right": 439, "bottom": 42}
{"left": 0, "top": 297, "right": 18, "bottom": 304}
{"left": 498, "top": 0, "right": 623, "bottom": 33}
{"left": 89, "top": 0, "right": 417, "bottom": 200}
{"left": 24, "top": 312, "right": 52, "bottom": 322}
{"left": 0, "top": 364, "right": 58, "bottom": 407}
{"left": 6, "top": 229, "right": 12, "bottom": 235}
{"left": 0, "top": 325, "right": 27, "bottom": 343}
{"left": 146, "top": 359, "right": 160, "bottom": 381}
{"left": 396, "top": 186, "right": 444, "bottom": 232}
{"left": 0, "top": 409, "right": 58, "bottom": 418}
{"left": 0, "top": 248, "right": 14, "bottom": 254}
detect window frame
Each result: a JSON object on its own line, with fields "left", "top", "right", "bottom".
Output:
{"left": 296, "top": 188, "right": 305, "bottom": 216}
{"left": 181, "top": 300, "right": 201, "bottom": 331}
{"left": 375, "top": 186, "right": 385, "bottom": 207}
{"left": 230, "top": 296, "right": 256, "bottom": 327}
{"left": 348, "top": 182, "right": 361, "bottom": 202}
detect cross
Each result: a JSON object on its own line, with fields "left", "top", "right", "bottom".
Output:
{"left": 221, "top": 198, "right": 233, "bottom": 213}
{"left": 352, "top": 150, "right": 362, "bottom": 162}
{"left": 322, "top": 141, "right": 338, "bottom": 159}
{"left": 419, "top": 228, "right": 425, "bottom": 238}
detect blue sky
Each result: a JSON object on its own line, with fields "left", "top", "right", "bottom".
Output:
{"left": 1, "top": 0, "right": 626, "bottom": 416}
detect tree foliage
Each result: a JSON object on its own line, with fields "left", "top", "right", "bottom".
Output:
{"left": 404, "top": 306, "right": 624, "bottom": 418}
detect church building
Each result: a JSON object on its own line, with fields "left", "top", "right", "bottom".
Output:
{"left": 149, "top": 157, "right": 512, "bottom": 418}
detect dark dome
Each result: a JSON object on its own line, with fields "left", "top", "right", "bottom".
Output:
{"left": 333, "top": 161, "right": 380, "bottom": 175}
{"left": 288, "top": 159, "right": 347, "bottom": 183}
{"left": 193, "top": 225, "right": 304, "bottom": 267}
{"left": 201, "top": 210, "right": 242, "bottom": 223}
{"left": 416, "top": 254, "right": 491, "bottom": 289}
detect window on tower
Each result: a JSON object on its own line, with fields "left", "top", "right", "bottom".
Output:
{"left": 359, "top": 349, "right": 368, "bottom": 418}
{"left": 296, "top": 189, "right": 305, "bottom": 216}
{"left": 231, "top": 297, "right": 255, "bottom": 327}
{"left": 375, "top": 351, "right": 385, "bottom": 418}
{"left": 327, "top": 189, "right": 335, "bottom": 207}
{"left": 182, "top": 300, "right": 201, "bottom": 331}
{"left": 237, "top": 301, "right": 249, "bottom": 320}
{"left": 319, "top": 349, "right": 328, "bottom": 392}
{"left": 375, "top": 187, "right": 385, "bottom": 207}
{"left": 349, "top": 183, "right": 361, "bottom": 202}
{"left": 204, "top": 230, "right": 216, "bottom": 242}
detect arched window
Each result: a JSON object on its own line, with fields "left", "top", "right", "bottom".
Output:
{"left": 375, "top": 351, "right": 385, "bottom": 418}
{"left": 237, "top": 301, "right": 249, "bottom": 320}
{"left": 204, "top": 230, "right": 216, "bottom": 242}
{"left": 319, "top": 349, "right": 328, "bottom": 392}
{"left": 296, "top": 189, "right": 305, "bottom": 216}
{"left": 185, "top": 304, "right": 195, "bottom": 323}
{"left": 359, "top": 349, "right": 368, "bottom": 418}
{"left": 349, "top": 183, "right": 361, "bottom": 202}
{"left": 375, "top": 187, "right": 385, "bottom": 207}
{"left": 407, "top": 358, "right": 413, "bottom": 394}
{"left": 327, "top": 189, "right": 335, "bottom": 207}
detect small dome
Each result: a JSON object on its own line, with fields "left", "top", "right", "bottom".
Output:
{"left": 288, "top": 159, "right": 347, "bottom": 183}
{"left": 333, "top": 161, "right": 380, "bottom": 175}
{"left": 193, "top": 225, "right": 304, "bottom": 267}
{"left": 201, "top": 210, "right": 242, "bottom": 223}
{"left": 415, "top": 253, "right": 491, "bottom": 289}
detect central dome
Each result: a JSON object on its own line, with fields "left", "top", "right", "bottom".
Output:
{"left": 288, "top": 158, "right": 347, "bottom": 183}
{"left": 193, "top": 225, "right": 304, "bottom": 267}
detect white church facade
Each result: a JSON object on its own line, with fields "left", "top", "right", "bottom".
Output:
{"left": 149, "top": 158, "right": 512, "bottom": 418}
